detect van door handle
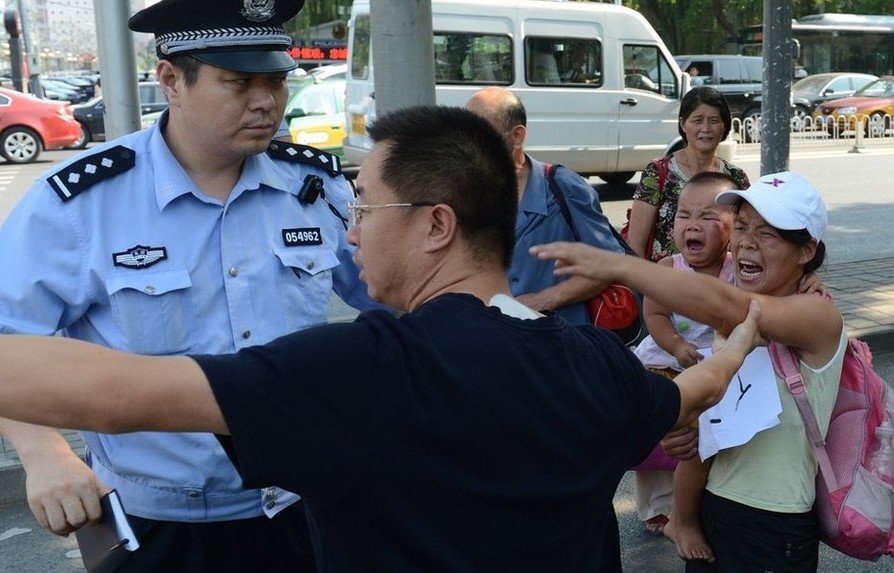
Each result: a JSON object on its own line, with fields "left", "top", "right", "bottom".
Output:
{"left": 621, "top": 98, "right": 638, "bottom": 106}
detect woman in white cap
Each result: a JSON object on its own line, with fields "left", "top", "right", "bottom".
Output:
{"left": 533, "top": 171, "right": 844, "bottom": 573}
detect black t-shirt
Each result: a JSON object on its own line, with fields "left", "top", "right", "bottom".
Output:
{"left": 195, "top": 293, "right": 679, "bottom": 572}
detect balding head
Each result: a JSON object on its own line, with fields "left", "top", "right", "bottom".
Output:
{"left": 465, "top": 87, "right": 528, "bottom": 159}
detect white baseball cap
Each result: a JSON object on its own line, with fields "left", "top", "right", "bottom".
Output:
{"left": 715, "top": 171, "right": 827, "bottom": 240}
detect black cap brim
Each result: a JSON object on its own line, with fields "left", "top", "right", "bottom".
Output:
{"left": 193, "top": 50, "right": 297, "bottom": 74}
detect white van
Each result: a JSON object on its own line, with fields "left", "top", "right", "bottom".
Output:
{"left": 344, "top": 0, "right": 689, "bottom": 184}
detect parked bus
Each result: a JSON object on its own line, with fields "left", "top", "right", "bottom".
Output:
{"left": 741, "top": 13, "right": 894, "bottom": 77}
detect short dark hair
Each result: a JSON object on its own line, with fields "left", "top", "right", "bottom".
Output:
{"left": 367, "top": 106, "right": 517, "bottom": 270}
{"left": 678, "top": 86, "right": 732, "bottom": 143}
{"left": 685, "top": 170, "right": 739, "bottom": 189}
{"left": 166, "top": 55, "right": 202, "bottom": 86}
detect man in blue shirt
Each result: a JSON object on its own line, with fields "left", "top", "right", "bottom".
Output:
{"left": 0, "top": 0, "right": 374, "bottom": 571}
{"left": 466, "top": 86, "right": 625, "bottom": 327}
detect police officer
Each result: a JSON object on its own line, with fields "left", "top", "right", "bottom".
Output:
{"left": 0, "top": 0, "right": 374, "bottom": 571}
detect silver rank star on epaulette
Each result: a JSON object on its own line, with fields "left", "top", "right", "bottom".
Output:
{"left": 266, "top": 141, "right": 342, "bottom": 177}
{"left": 47, "top": 145, "right": 136, "bottom": 202}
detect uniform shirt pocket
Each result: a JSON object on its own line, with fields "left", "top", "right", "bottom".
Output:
{"left": 272, "top": 247, "right": 341, "bottom": 327}
{"left": 105, "top": 268, "right": 195, "bottom": 355}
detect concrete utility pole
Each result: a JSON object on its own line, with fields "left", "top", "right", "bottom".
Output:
{"left": 3, "top": 9, "right": 25, "bottom": 92}
{"left": 94, "top": 0, "right": 140, "bottom": 140}
{"left": 760, "top": 0, "right": 793, "bottom": 175}
{"left": 15, "top": 0, "right": 39, "bottom": 94}
{"left": 369, "top": 0, "right": 436, "bottom": 116}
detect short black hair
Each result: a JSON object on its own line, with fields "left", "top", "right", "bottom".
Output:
{"left": 685, "top": 170, "right": 740, "bottom": 189}
{"left": 367, "top": 106, "right": 518, "bottom": 270}
{"left": 678, "top": 86, "right": 732, "bottom": 143}
{"left": 167, "top": 55, "right": 201, "bottom": 86}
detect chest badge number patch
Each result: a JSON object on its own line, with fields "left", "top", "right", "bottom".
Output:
{"left": 282, "top": 227, "right": 323, "bottom": 247}
{"left": 112, "top": 245, "right": 168, "bottom": 269}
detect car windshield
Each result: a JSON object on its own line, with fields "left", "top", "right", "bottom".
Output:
{"left": 854, "top": 78, "right": 894, "bottom": 98}
{"left": 793, "top": 75, "right": 832, "bottom": 93}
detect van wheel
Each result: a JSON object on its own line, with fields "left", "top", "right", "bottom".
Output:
{"left": 599, "top": 172, "right": 635, "bottom": 185}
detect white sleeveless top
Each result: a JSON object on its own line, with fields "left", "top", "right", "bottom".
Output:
{"left": 633, "top": 253, "right": 735, "bottom": 371}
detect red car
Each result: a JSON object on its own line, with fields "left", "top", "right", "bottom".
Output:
{"left": 0, "top": 87, "right": 82, "bottom": 163}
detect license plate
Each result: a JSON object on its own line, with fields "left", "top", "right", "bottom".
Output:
{"left": 351, "top": 114, "right": 365, "bottom": 135}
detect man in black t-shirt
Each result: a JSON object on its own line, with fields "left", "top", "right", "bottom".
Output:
{"left": 0, "top": 106, "right": 762, "bottom": 572}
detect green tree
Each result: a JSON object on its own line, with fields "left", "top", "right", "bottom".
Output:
{"left": 618, "top": 0, "right": 892, "bottom": 55}
{"left": 284, "top": 0, "right": 350, "bottom": 42}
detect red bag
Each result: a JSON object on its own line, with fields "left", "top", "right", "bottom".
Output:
{"left": 620, "top": 156, "right": 669, "bottom": 262}
{"left": 544, "top": 164, "right": 643, "bottom": 345}
{"left": 588, "top": 284, "right": 639, "bottom": 331}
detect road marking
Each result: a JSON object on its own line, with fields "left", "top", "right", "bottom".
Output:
{"left": 0, "top": 527, "right": 31, "bottom": 542}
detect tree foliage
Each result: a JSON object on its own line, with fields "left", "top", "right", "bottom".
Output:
{"left": 618, "top": 0, "right": 892, "bottom": 54}
{"left": 285, "top": 0, "right": 894, "bottom": 57}
{"left": 284, "top": 0, "right": 350, "bottom": 42}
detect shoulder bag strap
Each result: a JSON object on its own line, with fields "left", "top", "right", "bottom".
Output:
{"left": 546, "top": 164, "right": 636, "bottom": 256}
{"left": 768, "top": 341, "right": 839, "bottom": 492}
{"left": 543, "top": 163, "right": 580, "bottom": 241}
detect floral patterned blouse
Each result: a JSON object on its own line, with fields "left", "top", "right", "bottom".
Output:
{"left": 631, "top": 154, "right": 750, "bottom": 262}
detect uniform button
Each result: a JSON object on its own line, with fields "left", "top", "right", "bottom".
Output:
{"left": 510, "top": 278, "right": 518, "bottom": 284}
{"left": 307, "top": 261, "right": 315, "bottom": 270}
{"left": 242, "top": 330, "right": 251, "bottom": 339}
{"left": 144, "top": 285, "right": 156, "bottom": 294}
{"left": 229, "top": 267, "right": 238, "bottom": 277}
{"left": 265, "top": 499, "right": 276, "bottom": 510}
{"left": 187, "top": 491, "right": 200, "bottom": 498}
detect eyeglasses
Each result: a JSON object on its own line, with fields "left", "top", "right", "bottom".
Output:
{"left": 346, "top": 201, "right": 436, "bottom": 226}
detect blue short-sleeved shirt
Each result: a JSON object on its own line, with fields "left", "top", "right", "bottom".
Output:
{"left": 0, "top": 112, "right": 375, "bottom": 521}
{"left": 509, "top": 156, "right": 624, "bottom": 325}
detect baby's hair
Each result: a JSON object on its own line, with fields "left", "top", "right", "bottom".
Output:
{"left": 684, "top": 170, "right": 740, "bottom": 191}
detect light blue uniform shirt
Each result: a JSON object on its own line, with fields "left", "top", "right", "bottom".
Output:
{"left": 509, "top": 156, "right": 624, "bottom": 325}
{"left": 0, "top": 113, "right": 375, "bottom": 521}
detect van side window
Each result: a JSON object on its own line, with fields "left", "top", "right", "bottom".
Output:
{"left": 434, "top": 33, "right": 513, "bottom": 84}
{"left": 350, "top": 14, "right": 371, "bottom": 80}
{"left": 525, "top": 37, "right": 603, "bottom": 87}
{"left": 717, "top": 59, "right": 741, "bottom": 84}
{"left": 741, "top": 58, "right": 762, "bottom": 83}
{"left": 623, "top": 44, "right": 678, "bottom": 97}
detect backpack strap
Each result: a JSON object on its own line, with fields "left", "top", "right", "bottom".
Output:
{"left": 544, "top": 163, "right": 637, "bottom": 256}
{"left": 768, "top": 342, "right": 840, "bottom": 492}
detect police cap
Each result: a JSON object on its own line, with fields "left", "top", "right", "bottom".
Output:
{"left": 129, "top": 0, "right": 305, "bottom": 73}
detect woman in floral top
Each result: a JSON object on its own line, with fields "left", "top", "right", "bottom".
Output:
{"left": 627, "top": 87, "right": 750, "bottom": 263}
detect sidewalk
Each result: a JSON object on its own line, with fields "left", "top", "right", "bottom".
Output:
{"left": 3, "top": 256, "right": 894, "bottom": 487}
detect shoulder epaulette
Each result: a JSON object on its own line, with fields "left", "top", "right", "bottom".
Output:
{"left": 47, "top": 145, "right": 136, "bottom": 202}
{"left": 266, "top": 141, "right": 342, "bottom": 177}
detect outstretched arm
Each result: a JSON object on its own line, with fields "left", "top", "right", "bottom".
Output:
{"left": 671, "top": 300, "right": 764, "bottom": 428}
{"left": 529, "top": 240, "right": 841, "bottom": 367}
{"left": 0, "top": 336, "right": 226, "bottom": 435}
{"left": 531, "top": 242, "right": 746, "bottom": 335}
